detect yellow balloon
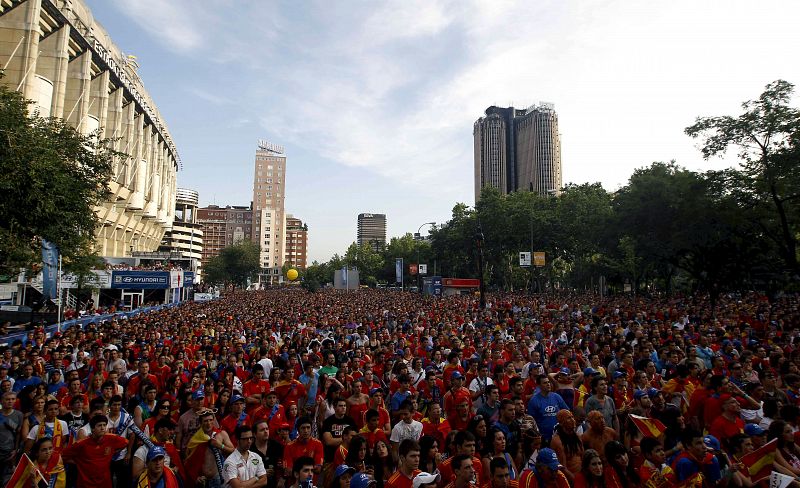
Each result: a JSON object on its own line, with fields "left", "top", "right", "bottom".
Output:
{"left": 286, "top": 268, "right": 299, "bottom": 281}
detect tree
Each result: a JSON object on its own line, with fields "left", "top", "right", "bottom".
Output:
{"left": 203, "top": 240, "right": 260, "bottom": 288}
{"left": 686, "top": 80, "right": 800, "bottom": 277}
{"left": 344, "top": 242, "right": 384, "bottom": 287}
{"left": 0, "top": 73, "right": 117, "bottom": 275}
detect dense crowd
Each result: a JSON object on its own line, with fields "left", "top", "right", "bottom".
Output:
{"left": 0, "top": 289, "right": 799, "bottom": 488}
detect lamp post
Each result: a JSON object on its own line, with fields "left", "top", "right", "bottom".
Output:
{"left": 416, "top": 222, "right": 435, "bottom": 294}
{"left": 475, "top": 228, "right": 486, "bottom": 309}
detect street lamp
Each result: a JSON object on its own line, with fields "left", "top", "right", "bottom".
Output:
{"left": 475, "top": 228, "right": 486, "bottom": 309}
{"left": 416, "top": 222, "right": 435, "bottom": 293}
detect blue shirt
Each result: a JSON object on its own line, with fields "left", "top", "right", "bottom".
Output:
{"left": 674, "top": 454, "right": 721, "bottom": 484}
{"left": 299, "top": 372, "right": 319, "bottom": 406}
{"left": 526, "top": 391, "right": 568, "bottom": 440}
{"left": 12, "top": 375, "right": 42, "bottom": 393}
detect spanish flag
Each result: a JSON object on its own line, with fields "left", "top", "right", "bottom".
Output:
{"left": 183, "top": 429, "right": 211, "bottom": 488}
{"left": 6, "top": 454, "right": 48, "bottom": 488}
{"left": 741, "top": 438, "right": 777, "bottom": 482}
{"left": 630, "top": 414, "right": 666, "bottom": 438}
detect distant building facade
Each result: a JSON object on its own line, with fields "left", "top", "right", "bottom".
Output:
{"left": 474, "top": 104, "right": 562, "bottom": 201}
{"left": 284, "top": 215, "right": 308, "bottom": 269}
{"left": 160, "top": 188, "right": 203, "bottom": 275}
{"left": 251, "top": 141, "right": 287, "bottom": 276}
{"left": 357, "top": 213, "right": 387, "bottom": 252}
{"left": 0, "top": 0, "right": 181, "bottom": 257}
{"left": 197, "top": 205, "right": 252, "bottom": 272}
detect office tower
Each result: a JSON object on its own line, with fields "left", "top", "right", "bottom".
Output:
{"left": 251, "top": 141, "right": 287, "bottom": 281}
{"left": 474, "top": 104, "right": 562, "bottom": 201}
{"left": 357, "top": 213, "right": 387, "bottom": 252}
{"left": 160, "top": 188, "right": 204, "bottom": 275}
{"left": 0, "top": 0, "right": 179, "bottom": 256}
{"left": 197, "top": 205, "right": 252, "bottom": 271}
{"left": 284, "top": 215, "right": 308, "bottom": 269}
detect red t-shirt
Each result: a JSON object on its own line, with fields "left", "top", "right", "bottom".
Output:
{"left": 386, "top": 469, "right": 421, "bottom": 488}
{"left": 62, "top": 434, "right": 129, "bottom": 488}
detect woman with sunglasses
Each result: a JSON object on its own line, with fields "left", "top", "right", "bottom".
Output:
{"left": 141, "top": 398, "right": 173, "bottom": 437}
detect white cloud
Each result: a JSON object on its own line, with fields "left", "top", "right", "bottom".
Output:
{"left": 109, "top": 0, "right": 207, "bottom": 53}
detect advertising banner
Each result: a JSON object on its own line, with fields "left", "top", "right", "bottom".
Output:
{"left": 170, "top": 270, "right": 182, "bottom": 288}
{"left": 60, "top": 271, "right": 110, "bottom": 289}
{"left": 419, "top": 264, "right": 427, "bottom": 275}
{"left": 533, "top": 252, "right": 546, "bottom": 267}
{"left": 111, "top": 271, "right": 170, "bottom": 289}
{"left": 519, "top": 252, "right": 531, "bottom": 267}
{"left": 395, "top": 258, "right": 403, "bottom": 284}
{"left": 184, "top": 271, "right": 195, "bottom": 287}
{"left": 41, "top": 240, "right": 59, "bottom": 300}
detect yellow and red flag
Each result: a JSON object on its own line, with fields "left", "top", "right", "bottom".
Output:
{"left": 6, "top": 454, "right": 48, "bottom": 488}
{"left": 741, "top": 438, "right": 777, "bottom": 482}
{"left": 630, "top": 414, "right": 667, "bottom": 438}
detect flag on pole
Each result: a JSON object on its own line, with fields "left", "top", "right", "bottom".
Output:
{"left": 41, "top": 239, "right": 59, "bottom": 300}
{"left": 770, "top": 470, "right": 794, "bottom": 488}
{"left": 6, "top": 453, "right": 48, "bottom": 488}
{"left": 742, "top": 438, "right": 778, "bottom": 482}
{"left": 630, "top": 414, "right": 666, "bottom": 438}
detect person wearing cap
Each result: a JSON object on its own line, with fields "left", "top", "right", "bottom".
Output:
{"left": 443, "top": 371, "right": 472, "bottom": 422}
{"left": 411, "top": 471, "right": 440, "bottom": 488}
{"left": 516, "top": 448, "right": 570, "bottom": 488}
{"left": 46, "top": 368, "right": 65, "bottom": 396}
{"left": 350, "top": 472, "right": 377, "bottom": 488}
{"left": 708, "top": 394, "right": 745, "bottom": 447}
{"left": 134, "top": 445, "right": 180, "bottom": 488}
{"left": 178, "top": 389, "right": 216, "bottom": 455}
{"left": 221, "top": 394, "right": 252, "bottom": 447}
{"left": 132, "top": 417, "right": 183, "bottom": 480}
{"left": 223, "top": 425, "right": 268, "bottom": 488}
{"left": 330, "top": 464, "right": 356, "bottom": 488}
{"left": 670, "top": 428, "right": 721, "bottom": 486}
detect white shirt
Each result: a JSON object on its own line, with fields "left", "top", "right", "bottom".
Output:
{"left": 107, "top": 412, "right": 132, "bottom": 460}
{"left": 468, "top": 376, "right": 494, "bottom": 409}
{"left": 223, "top": 448, "right": 266, "bottom": 487}
{"left": 389, "top": 420, "right": 423, "bottom": 444}
{"left": 257, "top": 358, "right": 273, "bottom": 379}
{"left": 27, "top": 420, "right": 69, "bottom": 440}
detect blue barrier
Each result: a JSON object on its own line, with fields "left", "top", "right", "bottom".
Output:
{"left": 0, "top": 301, "right": 181, "bottom": 346}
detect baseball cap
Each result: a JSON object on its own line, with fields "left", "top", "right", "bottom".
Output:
{"left": 612, "top": 370, "right": 627, "bottom": 379}
{"left": 230, "top": 394, "right": 245, "bottom": 404}
{"left": 334, "top": 465, "right": 356, "bottom": 478}
{"left": 558, "top": 367, "right": 571, "bottom": 376}
{"left": 350, "top": 473, "right": 377, "bottom": 488}
{"left": 744, "top": 424, "right": 766, "bottom": 436}
{"left": 412, "top": 472, "right": 441, "bottom": 488}
{"left": 583, "top": 367, "right": 600, "bottom": 377}
{"left": 703, "top": 435, "right": 721, "bottom": 451}
{"left": 450, "top": 371, "right": 463, "bottom": 380}
{"left": 633, "top": 389, "right": 648, "bottom": 400}
{"left": 646, "top": 387, "right": 661, "bottom": 398}
{"left": 146, "top": 445, "right": 167, "bottom": 462}
{"left": 192, "top": 390, "right": 205, "bottom": 400}
{"left": 536, "top": 448, "right": 562, "bottom": 470}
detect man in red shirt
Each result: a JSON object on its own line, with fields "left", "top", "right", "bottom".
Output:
{"left": 708, "top": 394, "right": 745, "bottom": 446}
{"left": 220, "top": 394, "right": 251, "bottom": 446}
{"left": 283, "top": 416, "right": 323, "bottom": 481}
{"left": 243, "top": 364, "right": 271, "bottom": 415}
{"left": 61, "top": 414, "right": 130, "bottom": 488}
{"left": 386, "top": 439, "right": 421, "bottom": 488}
{"left": 443, "top": 372, "right": 472, "bottom": 421}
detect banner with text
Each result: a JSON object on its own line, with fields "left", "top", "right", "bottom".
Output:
{"left": 111, "top": 271, "right": 170, "bottom": 289}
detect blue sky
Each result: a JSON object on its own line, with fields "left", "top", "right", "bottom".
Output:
{"left": 86, "top": 0, "right": 800, "bottom": 263}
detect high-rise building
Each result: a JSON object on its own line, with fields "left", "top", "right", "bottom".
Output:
{"left": 284, "top": 215, "right": 308, "bottom": 269}
{"left": 160, "top": 188, "right": 203, "bottom": 275}
{"left": 197, "top": 205, "right": 252, "bottom": 272}
{"left": 357, "top": 214, "right": 387, "bottom": 252}
{"left": 474, "top": 104, "right": 562, "bottom": 201}
{"left": 251, "top": 141, "right": 287, "bottom": 281}
{"left": 0, "top": 0, "right": 180, "bottom": 257}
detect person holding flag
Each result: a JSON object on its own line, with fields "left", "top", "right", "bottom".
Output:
{"left": 184, "top": 408, "right": 235, "bottom": 488}
{"left": 30, "top": 437, "right": 65, "bottom": 488}
{"left": 638, "top": 437, "right": 675, "bottom": 487}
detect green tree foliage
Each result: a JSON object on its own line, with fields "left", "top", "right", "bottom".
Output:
{"left": 203, "top": 240, "right": 260, "bottom": 288}
{"left": 686, "top": 80, "right": 800, "bottom": 277}
{"left": 344, "top": 242, "right": 384, "bottom": 287}
{"left": 0, "top": 73, "right": 116, "bottom": 275}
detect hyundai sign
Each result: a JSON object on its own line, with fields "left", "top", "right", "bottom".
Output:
{"left": 111, "top": 271, "right": 170, "bottom": 289}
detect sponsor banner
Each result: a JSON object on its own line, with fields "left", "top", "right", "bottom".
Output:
{"left": 111, "top": 271, "right": 170, "bottom": 289}
{"left": 442, "top": 278, "right": 480, "bottom": 288}
{"left": 184, "top": 271, "right": 195, "bottom": 287}
{"left": 194, "top": 293, "right": 213, "bottom": 301}
{"left": 170, "top": 270, "right": 182, "bottom": 288}
{"left": 60, "top": 271, "right": 110, "bottom": 289}
{"left": 395, "top": 258, "right": 403, "bottom": 283}
{"left": 41, "top": 240, "right": 59, "bottom": 300}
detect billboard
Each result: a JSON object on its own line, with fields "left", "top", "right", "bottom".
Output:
{"left": 184, "top": 271, "right": 195, "bottom": 287}
{"left": 111, "top": 271, "right": 170, "bottom": 289}
{"left": 519, "top": 252, "right": 531, "bottom": 267}
{"left": 533, "top": 252, "right": 546, "bottom": 267}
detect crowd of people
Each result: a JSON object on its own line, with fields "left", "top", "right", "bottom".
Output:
{"left": 0, "top": 288, "right": 799, "bottom": 488}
